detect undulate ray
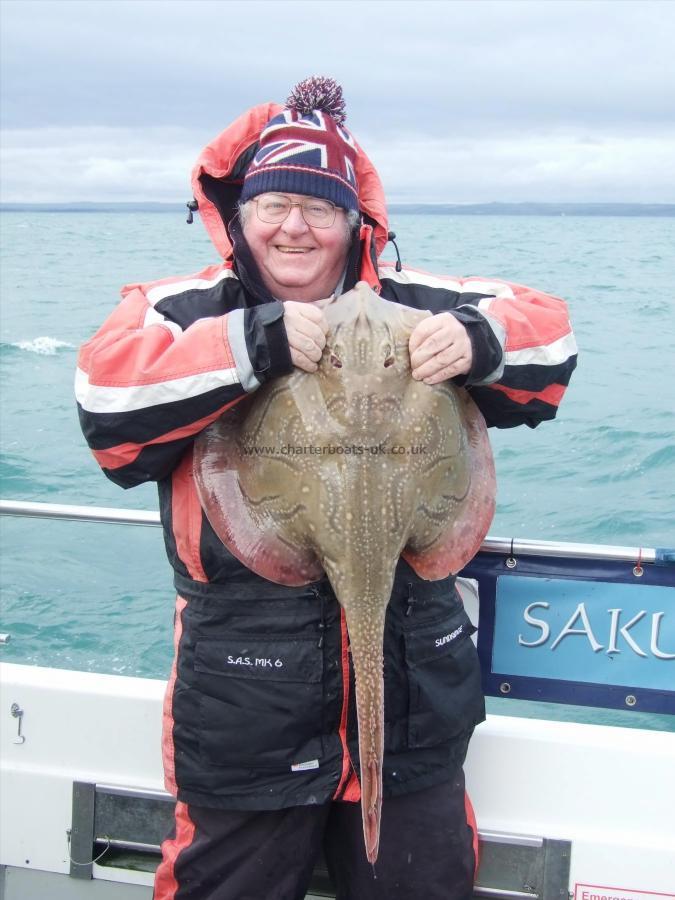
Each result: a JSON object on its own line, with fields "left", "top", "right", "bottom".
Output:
{"left": 194, "top": 281, "right": 496, "bottom": 863}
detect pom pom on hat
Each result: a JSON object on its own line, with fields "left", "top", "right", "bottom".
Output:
{"left": 286, "top": 76, "right": 347, "bottom": 127}
{"left": 241, "top": 76, "right": 359, "bottom": 213}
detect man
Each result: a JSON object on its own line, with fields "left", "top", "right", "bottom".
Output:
{"left": 77, "top": 77, "right": 577, "bottom": 900}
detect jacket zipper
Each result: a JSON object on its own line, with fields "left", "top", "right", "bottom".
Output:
{"left": 311, "top": 586, "right": 327, "bottom": 649}
{"left": 405, "top": 582, "right": 417, "bottom": 617}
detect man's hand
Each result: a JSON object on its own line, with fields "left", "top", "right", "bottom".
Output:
{"left": 409, "top": 313, "right": 473, "bottom": 384}
{"left": 283, "top": 301, "right": 329, "bottom": 373}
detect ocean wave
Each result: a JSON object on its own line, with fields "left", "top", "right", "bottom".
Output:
{"left": 590, "top": 424, "right": 668, "bottom": 442}
{"left": 10, "top": 336, "right": 74, "bottom": 355}
{"left": 640, "top": 445, "right": 675, "bottom": 469}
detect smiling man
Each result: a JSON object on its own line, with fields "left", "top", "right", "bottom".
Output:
{"left": 241, "top": 193, "right": 353, "bottom": 301}
{"left": 76, "top": 77, "right": 577, "bottom": 900}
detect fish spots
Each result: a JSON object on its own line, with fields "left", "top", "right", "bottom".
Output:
{"left": 193, "top": 282, "right": 496, "bottom": 863}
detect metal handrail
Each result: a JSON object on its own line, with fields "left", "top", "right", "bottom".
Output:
{"left": 0, "top": 499, "right": 160, "bottom": 527}
{"left": 0, "top": 498, "right": 666, "bottom": 565}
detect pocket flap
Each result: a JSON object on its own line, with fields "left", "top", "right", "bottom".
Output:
{"left": 195, "top": 638, "right": 322, "bottom": 683}
{"left": 405, "top": 609, "right": 476, "bottom": 666}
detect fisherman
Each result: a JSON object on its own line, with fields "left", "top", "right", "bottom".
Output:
{"left": 77, "top": 77, "right": 577, "bottom": 900}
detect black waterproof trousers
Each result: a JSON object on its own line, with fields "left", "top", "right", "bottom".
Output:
{"left": 154, "top": 774, "right": 476, "bottom": 900}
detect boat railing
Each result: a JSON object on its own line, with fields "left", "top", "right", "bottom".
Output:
{"left": 1, "top": 498, "right": 670, "bottom": 564}
{"left": 0, "top": 499, "right": 161, "bottom": 527}
{"left": 2, "top": 497, "right": 673, "bottom": 715}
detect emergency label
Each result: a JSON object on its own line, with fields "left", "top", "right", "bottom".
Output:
{"left": 575, "top": 884, "right": 675, "bottom": 900}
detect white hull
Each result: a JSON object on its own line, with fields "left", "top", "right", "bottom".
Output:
{"left": 2, "top": 661, "right": 674, "bottom": 898}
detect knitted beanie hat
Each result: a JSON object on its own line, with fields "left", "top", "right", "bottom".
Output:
{"left": 240, "top": 76, "right": 359, "bottom": 212}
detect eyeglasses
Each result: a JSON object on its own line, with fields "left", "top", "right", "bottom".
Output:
{"left": 253, "top": 193, "right": 338, "bottom": 228}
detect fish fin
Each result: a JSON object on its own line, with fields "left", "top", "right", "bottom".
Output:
{"left": 193, "top": 409, "right": 323, "bottom": 586}
{"left": 403, "top": 389, "right": 495, "bottom": 578}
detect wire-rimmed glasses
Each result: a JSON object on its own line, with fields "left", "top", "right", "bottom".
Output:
{"left": 253, "top": 193, "right": 338, "bottom": 228}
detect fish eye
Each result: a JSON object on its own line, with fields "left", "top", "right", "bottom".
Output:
{"left": 329, "top": 342, "right": 344, "bottom": 368}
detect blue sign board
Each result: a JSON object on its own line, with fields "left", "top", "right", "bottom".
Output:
{"left": 492, "top": 577, "right": 675, "bottom": 692}
{"left": 461, "top": 549, "right": 675, "bottom": 713}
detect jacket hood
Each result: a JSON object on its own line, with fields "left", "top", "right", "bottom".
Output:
{"left": 190, "top": 102, "right": 389, "bottom": 262}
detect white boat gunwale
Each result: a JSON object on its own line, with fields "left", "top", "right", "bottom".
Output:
{"left": 1, "top": 499, "right": 674, "bottom": 897}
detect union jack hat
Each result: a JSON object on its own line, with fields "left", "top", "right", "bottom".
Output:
{"left": 241, "top": 77, "right": 360, "bottom": 212}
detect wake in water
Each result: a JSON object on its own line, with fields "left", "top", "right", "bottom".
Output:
{"left": 9, "top": 336, "right": 74, "bottom": 355}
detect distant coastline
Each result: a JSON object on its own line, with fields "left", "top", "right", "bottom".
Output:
{"left": 1, "top": 201, "right": 674, "bottom": 217}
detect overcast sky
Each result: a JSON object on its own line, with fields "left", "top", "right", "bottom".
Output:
{"left": 1, "top": 0, "right": 674, "bottom": 203}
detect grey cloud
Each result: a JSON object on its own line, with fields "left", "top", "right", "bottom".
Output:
{"left": 2, "top": 0, "right": 674, "bottom": 203}
{"left": 2, "top": 0, "right": 675, "bottom": 135}
{"left": 3, "top": 124, "right": 673, "bottom": 204}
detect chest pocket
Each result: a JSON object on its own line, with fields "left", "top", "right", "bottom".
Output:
{"left": 195, "top": 636, "right": 324, "bottom": 769}
{"left": 405, "top": 607, "right": 484, "bottom": 749}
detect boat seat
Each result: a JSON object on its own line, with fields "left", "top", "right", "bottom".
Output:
{"left": 70, "top": 782, "right": 571, "bottom": 899}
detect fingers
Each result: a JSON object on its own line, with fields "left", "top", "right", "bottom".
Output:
{"left": 409, "top": 313, "right": 472, "bottom": 383}
{"left": 283, "top": 300, "right": 329, "bottom": 330}
{"left": 283, "top": 301, "right": 328, "bottom": 372}
{"left": 408, "top": 314, "right": 442, "bottom": 355}
{"left": 413, "top": 355, "right": 472, "bottom": 384}
{"left": 289, "top": 347, "right": 320, "bottom": 372}
{"left": 285, "top": 321, "right": 326, "bottom": 360}
{"left": 281, "top": 304, "right": 473, "bottom": 380}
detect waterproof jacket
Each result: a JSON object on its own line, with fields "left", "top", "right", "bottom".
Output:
{"left": 76, "top": 103, "right": 578, "bottom": 809}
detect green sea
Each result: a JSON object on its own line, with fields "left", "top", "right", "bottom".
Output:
{"left": 1, "top": 209, "right": 673, "bottom": 731}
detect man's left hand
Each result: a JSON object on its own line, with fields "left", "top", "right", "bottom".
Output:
{"left": 409, "top": 313, "right": 473, "bottom": 384}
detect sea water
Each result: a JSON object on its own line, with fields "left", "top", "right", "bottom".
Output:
{"left": 1, "top": 210, "right": 674, "bottom": 730}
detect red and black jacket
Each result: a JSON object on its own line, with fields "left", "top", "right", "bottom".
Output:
{"left": 76, "top": 102, "right": 577, "bottom": 808}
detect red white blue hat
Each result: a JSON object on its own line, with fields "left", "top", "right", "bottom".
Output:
{"left": 241, "top": 76, "right": 360, "bottom": 212}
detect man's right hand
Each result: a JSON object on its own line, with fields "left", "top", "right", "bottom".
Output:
{"left": 283, "top": 301, "right": 329, "bottom": 373}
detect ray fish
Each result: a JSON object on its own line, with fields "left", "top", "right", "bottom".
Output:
{"left": 194, "top": 281, "right": 496, "bottom": 863}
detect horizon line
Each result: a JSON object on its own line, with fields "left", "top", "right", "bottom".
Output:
{"left": 2, "top": 200, "right": 675, "bottom": 206}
